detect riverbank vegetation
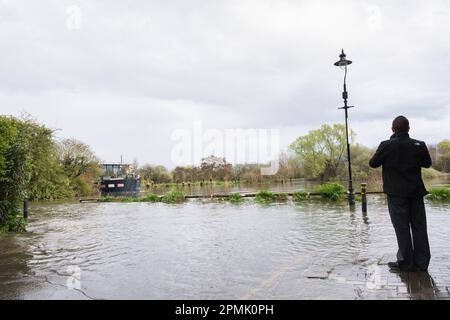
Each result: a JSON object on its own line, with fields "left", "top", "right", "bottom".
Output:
{"left": 140, "top": 125, "right": 448, "bottom": 191}
{"left": 255, "top": 190, "right": 288, "bottom": 204}
{"left": 162, "top": 189, "right": 186, "bottom": 204}
{"left": 427, "top": 187, "right": 450, "bottom": 201}
{"left": 0, "top": 115, "right": 100, "bottom": 232}
{"left": 94, "top": 183, "right": 450, "bottom": 205}
{"left": 99, "top": 193, "right": 161, "bottom": 203}
{"left": 227, "top": 193, "right": 244, "bottom": 204}
{"left": 2, "top": 114, "right": 449, "bottom": 231}
{"left": 98, "top": 189, "right": 186, "bottom": 204}
{"left": 292, "top": 191, "right": 310, "bottom": 202}
{"left": 315, "top": 182, "right": 346, "bottom": 201}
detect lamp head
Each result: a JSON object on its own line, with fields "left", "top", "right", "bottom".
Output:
{"left": 334, "top": 49, "right": 352, "bottom": 67}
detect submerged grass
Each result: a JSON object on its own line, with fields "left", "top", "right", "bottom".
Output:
{"left": 98, "top": 193, "right": 162, "bottom": 203}
{"left": 161, "top": 189, "right": 186, "bottom": 204}
{"left": 98, "top": 196, "right": 140, "bottom": 203}
{"left": 427, "top": 187, "right": 450, "bottom": 201}
{"left": 118, "top": 197, "right": 141, "bottom": 202}
{"left": 97, "top": 181, "right": 357, "bottom": 205}
{"left": 98, "top": 195, "right": 114, "bottom": 202}
{"left": 140, "top": 193, "right": 161, "bottom": 203}
{"left": 255, "top": 190, "right": 288, "bottom": 204}
{"left": 315, "top": 183, "right": 345, "bottom": 201}
{"left": 292, "top": 191, "right": 310, "bottom": 202}
{"left": 227, "top": 193, "right": 244, "bottom": 204}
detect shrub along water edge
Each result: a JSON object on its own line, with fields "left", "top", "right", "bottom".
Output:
{"left": 315, "top": 183, "right": 346, "bottom": 201}
{"left": 98, "top": 193, "right": 164, "bottom": 203}
{"left": 228, "top": 193, "right": 244, "bottom": 204}
{"left": 140, "top": 193, "right": 161, "bottom": 203}
{"left": 427, "top": 187, "right": 450, "bottom": 201}
{"left": 292, "top": 191, "right": 309, "bottom": 202}
{"left": 162, "top": 189, "right": 186, "bottom": 204}
{"left": 255, "top": 190, "right": 288, "bottom": 204}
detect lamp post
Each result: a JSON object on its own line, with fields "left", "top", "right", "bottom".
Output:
{"left": 334, "top": 49, "right": 355, "bottom": 206}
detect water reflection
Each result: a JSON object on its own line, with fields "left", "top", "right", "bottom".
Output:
{"left": 397, "top": 271, "right": 437, "bottom": 300}
{"left": 0, "top": 235, "right": 35, "bottom": 299}
{"left": 146, "top": 176, "right": 450, "bottom": 197}
{"left": 0, "top": 194, "right": 448, "bottom": 300}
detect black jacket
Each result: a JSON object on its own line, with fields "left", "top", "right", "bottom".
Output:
{"left": 369, "top": 133, "right": 432, "bottom": 197}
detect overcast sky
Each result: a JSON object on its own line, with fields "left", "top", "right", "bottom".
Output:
{"left": 1, "top": 0, "right": 450, "bottom": 167}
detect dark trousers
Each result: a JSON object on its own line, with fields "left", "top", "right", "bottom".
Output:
{"left": 387, "top": 196, "right": 431, "bottom": 270}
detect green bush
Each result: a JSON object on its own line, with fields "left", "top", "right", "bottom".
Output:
{"left": 315, "top": 183, "right": 345, "bottom": 201}
{"left": 118, "top": 197, "right": 140, "bottom": 202}
{"left": 98, "top": 195, "right": 114, "bottom": 202}
{"left": 99, "top": 195, "right": 157, "bottom": 203}
{"left": 255, "top": 190, "right": 288, "bottom": 204}
{"left": 0, "top": 208, "right": 26, "bottom": 234}
{"left": 1, "top": 116, "right": 101, "bottom": 232}
{"left": 228, "top": 193, "right": 244, "bottom": 204}
{"left": 72, "top": 176, "right": 93, "bottom": 197}
{"left": 162, "top": 189, "right": 185, "bottom": 204}
{"left": 292, "top": 191, "right": 309, "bottom": 202}
{"left": 0, "top": 202, "right": 26, "bottom": 233}
{"left": 255, "top": 190, "right": 274, "bottom": 203}
{"left": 140, "top": 193, "right": 161, "bottom": 203}
{"left": 427, "top": 187, "right": 450, "bottom": 201}
{"left": 29, "top": 177, "right": 74, "bottom": 200}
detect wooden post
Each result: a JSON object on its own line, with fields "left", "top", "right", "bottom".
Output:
{"left": 361, "top": 183, "right": 367, "bottom": 214}
{"left": 23, "top": 200, "right": 29, "bottom": 220}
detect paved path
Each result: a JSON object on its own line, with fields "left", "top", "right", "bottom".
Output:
{"left": 242, "top": 253, "right": 450, "bottom": 300}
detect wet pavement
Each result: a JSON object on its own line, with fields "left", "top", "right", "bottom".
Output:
{"left": 241, "top": 251, "right": 450, "bottom": 300}
{"left": 0, "top": 196, "right": 449, "bottom": 300}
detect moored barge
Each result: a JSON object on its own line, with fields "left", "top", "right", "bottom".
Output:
{"left": 100, "top": 163, "right": 141, "bottom": 197}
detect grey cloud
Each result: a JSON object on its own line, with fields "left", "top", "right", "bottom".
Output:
{"left": 1, "top": 0, "right": 450, "bottom": 166}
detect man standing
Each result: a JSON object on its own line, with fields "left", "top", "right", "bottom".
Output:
{"left": 369, "top": 116, "right": 432, "bottom": 272}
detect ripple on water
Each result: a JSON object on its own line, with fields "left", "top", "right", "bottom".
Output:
{"left": 0, "top": 197, "right": 448, "bottom": 299}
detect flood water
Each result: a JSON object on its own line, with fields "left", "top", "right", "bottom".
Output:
{"left": 147, "top": 176, "right": 449, "bottom": 196}
{"left": 1, "top": 193, "right": 449, "bottom": 300}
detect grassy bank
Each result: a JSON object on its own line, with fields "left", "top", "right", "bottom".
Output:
{"left": 427, "top": 187, "right": 450, "bottom": 201}
{"left": 98, "top": 189, "right": 187, "bottom": 204}
{"left": 255, "top": 190, "right": 288, "bottom": 204}
{"left": 94, "top": 184, "right": 450, "bottom": 205}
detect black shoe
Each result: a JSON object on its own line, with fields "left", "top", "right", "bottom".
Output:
{"left": 388, "top": 261, "right": 400, "bottom": 270}
{"left": 388, "top": 261, "right": 416, "bottom": 272}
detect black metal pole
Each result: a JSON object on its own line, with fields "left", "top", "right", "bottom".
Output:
{"left": 23, "top": 200, "right": 29, "bottom": 220}
{"left": 342, "top": 66, "right": 355, "bottom": 206}
{"left": 361, "top": 183, "right": 367, "bottom": 214}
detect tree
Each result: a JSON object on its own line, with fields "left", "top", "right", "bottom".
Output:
{"left": 0, "top": 116, "right": 70, "bottom": 230}
{"left": 23, "top": 119, "right": 73, "bottom": 200}
{"left": 231, "top": 163, "right": 262, "bottom": 183}
{"left": 289, "top": 124, "right": 354, "bottom": 181}
{"left": 139, "top": 165, "right": 172, "bottom": 184}
{"left": 0, "top": 116, "right": 31, "bottom": 231}
{"left": 336, "top": 143, "right": 381, "bottom": 184}
{"left": 243, "top": 165, "right": 262, "bottom": 183}
{"left": 200, "top": 156, "right": 232, "bottom": 181}
{"left": 274, "top": 152, "right": 294, "bottom": 180}
{"left": 58, "top": 139, "right": 99, "bottom": 178}
{"left": 58, "top": 139, "right": 100, "bottom": 197}
{"left": 435, "top": 140, "right": 450, "bottom": 173}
